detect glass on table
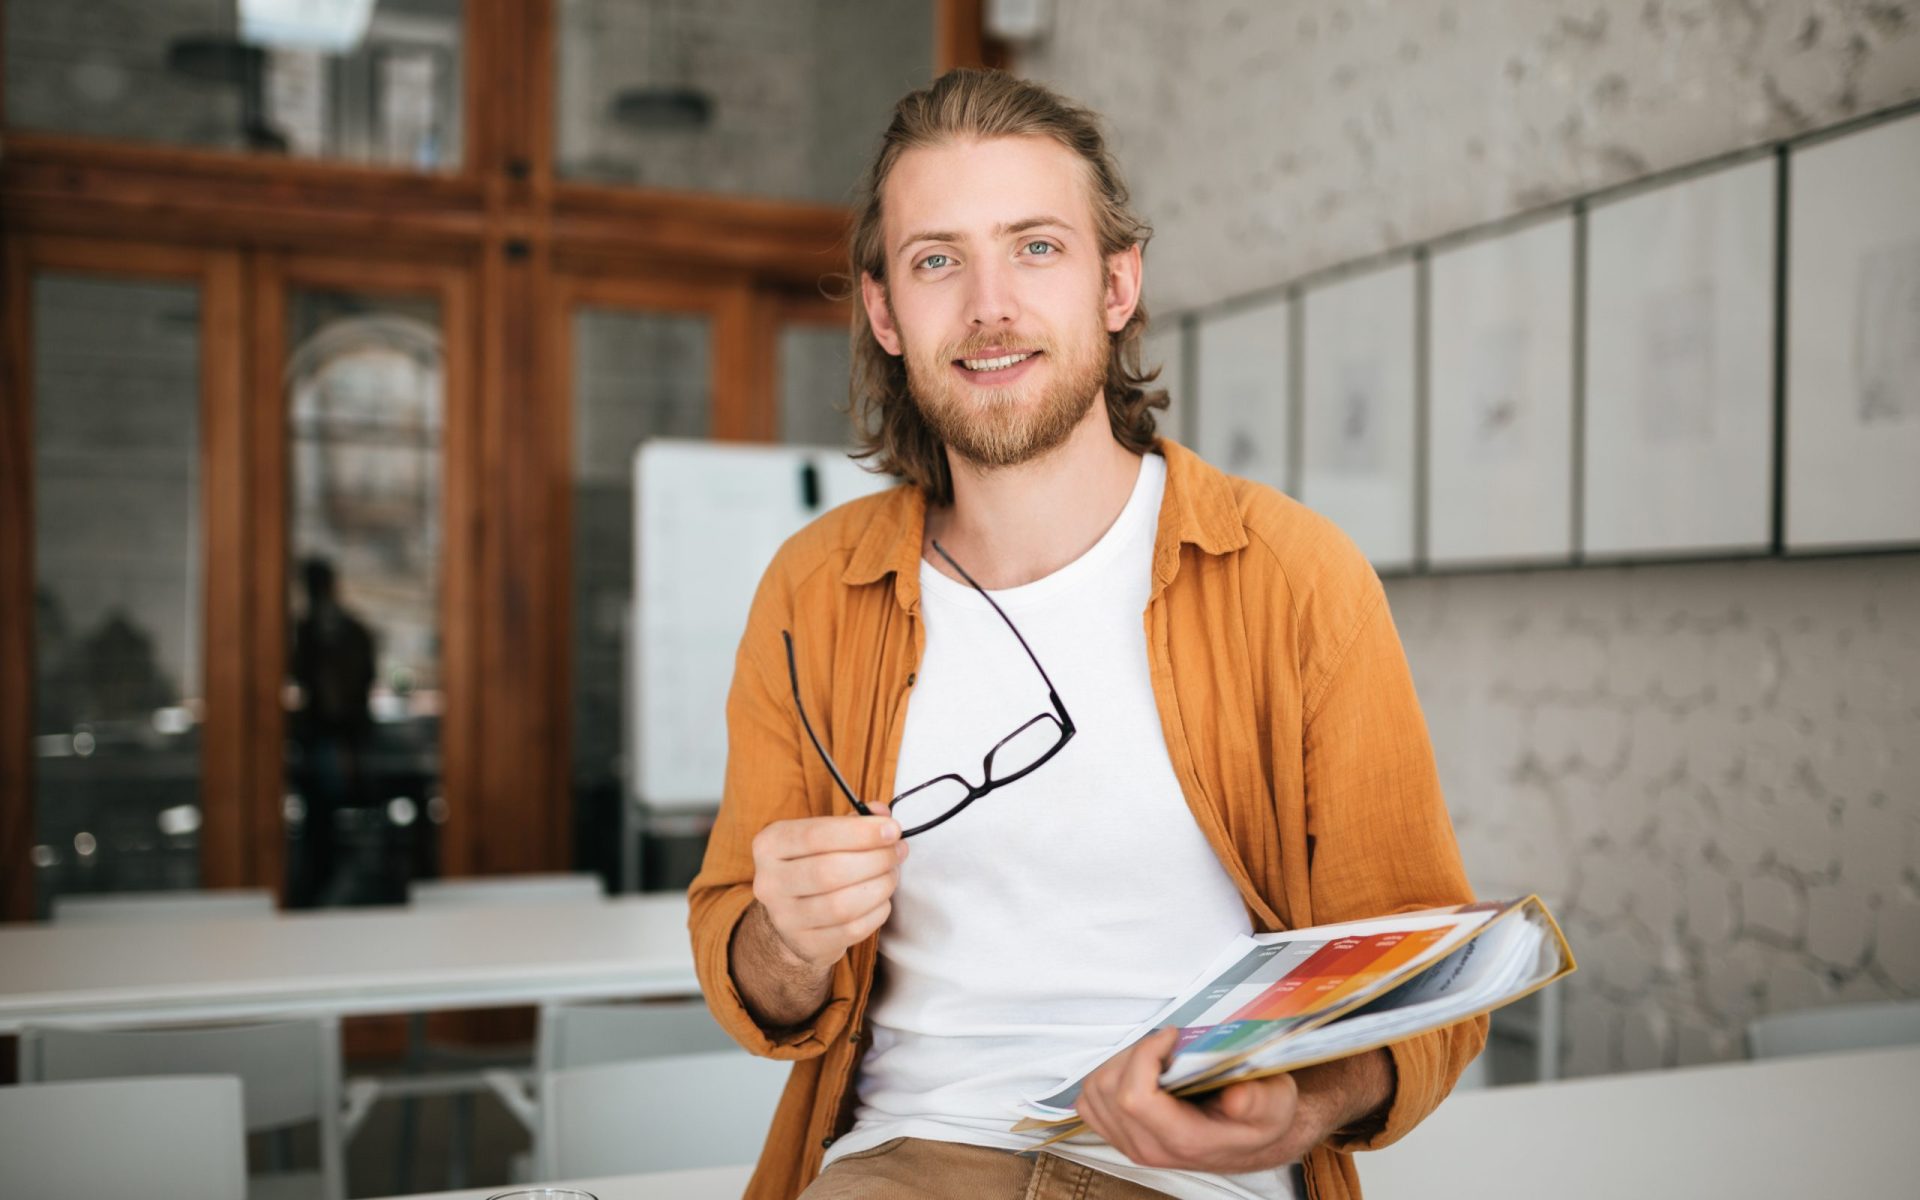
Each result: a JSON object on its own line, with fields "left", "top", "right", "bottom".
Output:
{"left": 487, "top": 1189, "right": 598, "bottom": 1200}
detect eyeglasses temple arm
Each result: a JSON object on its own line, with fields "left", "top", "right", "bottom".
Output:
{"left": 929, "top": 539, "right": 1073, "bottom": 726}
{"left": 782, "top": 630, "right": 875, "bottom": 816}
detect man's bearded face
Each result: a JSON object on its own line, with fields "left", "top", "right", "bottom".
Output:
{"left": 895, "top": 293, "right": 1110, "bottom": 471}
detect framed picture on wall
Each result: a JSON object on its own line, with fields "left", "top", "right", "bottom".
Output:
{"left": 1194, "top": 293, "right": 1292, "bottom": 494}
{"left": 1299, "top": 258, "right": 1419, "bottom": 571}
{"left": 1426, "top": 213, "right": 1576, "bottom": 567}
{"left": 1785, "top": 109, "right": 1920, "bottom": 550}
{"left": 1584, "top": 155, "right": 1776, "bottom": 558}
{"left": 1140, "top": 316, "right": 1191, "bottom": 447}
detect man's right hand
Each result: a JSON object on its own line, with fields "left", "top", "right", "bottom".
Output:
{"left": 730, "top": 807, "right": 906, "bottom": 1028}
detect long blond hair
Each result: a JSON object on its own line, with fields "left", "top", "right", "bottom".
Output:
{"left": 839, "top": 68, "right": 1167, "bottom": 502}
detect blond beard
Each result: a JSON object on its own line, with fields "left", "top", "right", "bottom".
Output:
{"left": 903, "top": 320, "right": 1110, "bottom": 471}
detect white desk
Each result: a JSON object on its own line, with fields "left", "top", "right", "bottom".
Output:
{"left": 0, "top": 894, "right": 697, "bottom": 1031}
{"left": 1361, "top": 1044, "right": 1920, "bottom": 1198}
{"left": 368, "top": 1164, "right": 752, "bottom": 1200}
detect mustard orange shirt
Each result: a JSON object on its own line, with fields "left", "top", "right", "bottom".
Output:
{"left": 689, "top": 438, "right": 1485, "bottom": 1200}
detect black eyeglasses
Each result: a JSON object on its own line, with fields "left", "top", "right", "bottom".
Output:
{"left": 782, "top": 540, "right": 1076, "bottom": 837}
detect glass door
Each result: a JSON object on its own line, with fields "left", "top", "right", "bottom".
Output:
{"left": 253, "top": 257, "right": 475, "bottom": 907}
{"left": 8, "top": 238, "right": 246, "bottom": 917}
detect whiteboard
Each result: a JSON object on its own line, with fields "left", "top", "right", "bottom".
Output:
{"left": 629, "top": 440, "right": 896, "bottom": 812}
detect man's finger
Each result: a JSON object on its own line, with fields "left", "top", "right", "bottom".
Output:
{"left": 761, "top": 814, "right": 901, "bottom": 860}
{"left": 1083, "top": 1030, "right": 1185, "bottom": 1167}
{"left": 786, "top": 873, "right": 897, "bottom": 930}
{"left": 782, "top": 847, "right": 902, "bottom": 898}
{"left": 1115, "top": 1027, "right": 1179, "bottom": 1105}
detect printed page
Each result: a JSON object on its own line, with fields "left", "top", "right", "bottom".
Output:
{"left": 1016, "top": 901, "right": 1507, "bottom": 1122}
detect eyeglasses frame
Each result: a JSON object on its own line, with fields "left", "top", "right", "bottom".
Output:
{"left": 781, "top": 539, "right": 1076, "bottom": 837}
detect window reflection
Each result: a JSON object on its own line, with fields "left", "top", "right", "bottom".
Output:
{"left": 5, "top": 0, "right": 465, "bottom": 169}
{"left": 284, "top": 293, "right": 444, "bottom": 906}
{"left": 555, "top": 0, "right": 931, "bottom": 202}
{"left": 32, "top": 275, "right": 204, "bottom": 916}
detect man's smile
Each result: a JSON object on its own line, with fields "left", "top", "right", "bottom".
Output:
{"left": 953, "top": 348, "right": 1044, "bottom": 383}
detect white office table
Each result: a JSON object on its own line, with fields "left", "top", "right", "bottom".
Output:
{"left": 1361, "top": 1044, "right": 1920, "bottom": 1198}
{"left": 0, "top": 893, "right": 698, "bottom": 1032}
{"left": 369, "top": 1163, "right": 753, "bottom": 1200}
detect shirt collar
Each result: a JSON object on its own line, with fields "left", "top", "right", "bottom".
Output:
{"left": 840, "top": 436, "right": 1248, "bottom": 609}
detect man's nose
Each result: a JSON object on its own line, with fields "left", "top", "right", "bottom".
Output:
{"left": 965, "top": 255, "right": 1021, "bottom": 327}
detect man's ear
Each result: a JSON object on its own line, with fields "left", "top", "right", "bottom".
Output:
{"left": 1102, "top": 242, "right": 1144, "bottom": 334}
{"left": 860, "top": 272, "right": 904, "bottom": 357}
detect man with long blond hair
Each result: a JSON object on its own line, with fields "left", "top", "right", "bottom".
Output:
{"left": 689, "top": 68, "right": 1481, "bottom": 1199}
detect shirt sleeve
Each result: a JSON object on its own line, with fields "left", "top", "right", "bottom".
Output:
{"left": 1300, "top": 585, "right": 1488, "bottom": 1152}
{"left": 686, "top": 559, "right": 859, "bottom": 1060}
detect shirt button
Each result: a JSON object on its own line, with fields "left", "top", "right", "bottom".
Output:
{"left": 906, "top": 673, "right": 916, "bottom": 686}
{"left": 822, "top": 1135, "right": 836, "bottom": 1149}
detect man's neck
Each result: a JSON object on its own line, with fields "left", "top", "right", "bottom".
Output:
{"left": 923, "top": 399, "right": 1146, "bottom": 590}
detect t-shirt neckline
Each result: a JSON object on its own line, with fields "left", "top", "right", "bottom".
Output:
{"left": 918, "top": 452, "right": 1166, "bottom": 612}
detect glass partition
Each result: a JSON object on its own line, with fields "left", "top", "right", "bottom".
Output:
{"left": 555, "top": 0, "right": 931, "bottom": 201}
{"left": 568, "top": 308, "right": 711, "bottom": 887}
{"left": 33, "top": 274, "right": 204, "bottom": 914}
{"left": 779, "top": 322, "right": 854, "bottom": 447}
{"left": 283, "top": 289, "right": 445, "bottom": 906}
{"left": 5, "top": 0, "right": 465, "bottom": 169}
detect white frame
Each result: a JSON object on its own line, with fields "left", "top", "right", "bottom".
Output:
{"left": 1784, "top": 110, "right": 1920, "bottom": 550}
{"left": 1426, "top": 215, "right": 1576, "bottom": 566}
{"left": 1299, "top": 260, "right": 1419, "bottom": 570}
{"left": 1195, "top": 294, "right": 1292, "bottom": 494}
{"left": 1584, "top": 156, "right": 1777, "bottom": 558}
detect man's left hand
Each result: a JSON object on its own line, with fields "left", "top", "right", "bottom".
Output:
{"left": 1073, "top": 1029, "right": 1393, "bottom": 1174}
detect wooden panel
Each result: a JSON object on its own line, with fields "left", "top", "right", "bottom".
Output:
{"left": 1, "top": 238, "right": 33, "bottom": 921}
{"left": 198, "top": 251, "right": 251, "bottom": 890}
{"left": 549, "top": 184, "right": 848, "bottom": 286}
{"left": 0, "top": 137, "right": 487, "bottom": 253}
{"left": 243, "top": 253, "right": 290, "bottom": 902}
{"left": 438, "top": 258, "right": 483, "bottom": 887}
{"left": 936, "top": 0, "right": 1008, "bottom": 72}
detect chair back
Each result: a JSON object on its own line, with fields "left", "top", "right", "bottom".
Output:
{"left": 408, "top": 872, "right": 604, "bottom": 908}
{"left": 1747, "top": 999, "right": 1920, "bottom": 1059}
{"left": 538, "top": 1050, "right": 789, "bottom": 1178}
{"left": 540, "top": 998, "right": 737, "bottom": 1073}
{"left": 50, "top": 888, "right": 275, "bottom": 924}
{"left": 21, "top": 1018, "right": 345, "bottom": 1200}
{"left": 0, "top": 1075, "right": 248, "bottom": 1200}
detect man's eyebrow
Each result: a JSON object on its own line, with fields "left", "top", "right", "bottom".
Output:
{"left": 894, "top": 215, "right": 1076, "bottom": 259}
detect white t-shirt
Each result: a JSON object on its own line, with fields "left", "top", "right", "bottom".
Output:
{"left": 822, "top": 453, "right": 1301, "bottom": 1200}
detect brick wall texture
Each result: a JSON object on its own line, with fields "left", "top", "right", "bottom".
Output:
{"left": 1017, "top": 0, "right": 1920, "bottom": 1076}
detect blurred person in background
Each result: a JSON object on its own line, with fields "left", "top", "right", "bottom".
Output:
{"left": 289, "top": 556, "right": 375, "bottom": 906}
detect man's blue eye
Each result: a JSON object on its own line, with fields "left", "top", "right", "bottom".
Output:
{"left": 921, "top": 254, "right": 950, "bottom": 269}
{"left": 1026, "top": 241, "right": 1054, "bottom": 255}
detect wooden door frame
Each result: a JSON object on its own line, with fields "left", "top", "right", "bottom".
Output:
{"left": 244, "top": 253, "right": 482, "bottom": 897}
{"left": 2, "top": 0, "right": 996, "bottom": 914}
{"left": 0, "top": 234, "right": 248, "bottom": 918}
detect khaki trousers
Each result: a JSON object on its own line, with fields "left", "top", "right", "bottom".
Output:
{"left": 801, "top": 1138, "right": 1175, "bottom": 1199}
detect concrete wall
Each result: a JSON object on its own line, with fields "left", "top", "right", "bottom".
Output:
{"left": 1017, "top": 0, "right": 1920, "bottom": 1076}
